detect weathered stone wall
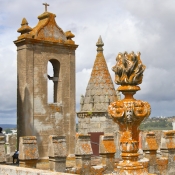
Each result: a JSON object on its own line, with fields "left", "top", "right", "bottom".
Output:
{"left": 15, "top": 41, "right": 76, "bottom": 161}
{"left": 0, "top": 136, "right": 6, "bottom": 163}
{"left": 78, "top": 115, "right": 118, "bottom": 134}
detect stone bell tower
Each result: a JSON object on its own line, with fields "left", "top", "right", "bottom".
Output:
{"left": 14, "top": 4, "right": 78, "bottom": 165}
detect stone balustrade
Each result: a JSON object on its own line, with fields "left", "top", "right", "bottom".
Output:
{"left": 99, "top": 134, "right": 116, "bottom": 174}
{"left": 75, "top": 134, "right": 93, "bottom": 175}
{"left": 48, "top": 135, "right": 67, "bottom": 172}
{"left": 141, "top": 132, "right": 158, "bottom": 174}
{"left": 159, "top": 131, "right": 175, "bottom": 175}
{"left": 19, "top": 136, "right": 39, "bottom": 168}
{"left": 0, "top": 136, "right": 6, "bottom": 163}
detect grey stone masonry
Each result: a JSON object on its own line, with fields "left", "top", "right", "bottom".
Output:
{"left": 0, "top": 136, "right": 6, "bottom": 163}
{"left": 48, "top": 135, "right": 67, "bottom": 172}
{"left": 99, "top": 134, "right": 116, "bottom": 174}
{"left": 141, "top": 132, "right": 158, "bottom": 174}
{"left": 160, "top": 131, "right": 175, "bottom": 175}
{"left": 19, "top": 136, "right": 39, "bottom": 168}
{"left": 75, "top": 134, "right": 93, "bottom": 175}
{"left": 6, "top": 134, "right": 17, "bottom": 162}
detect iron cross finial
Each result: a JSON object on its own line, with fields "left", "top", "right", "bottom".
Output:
{"left": 43, "top": 3, "right": 49, "bottom": 12}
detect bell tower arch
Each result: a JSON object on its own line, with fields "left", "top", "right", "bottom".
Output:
{"left": 14, "top": 7, "right": 78, "bottom": 166}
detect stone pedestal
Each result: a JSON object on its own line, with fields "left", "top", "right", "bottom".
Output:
{"left": 75, "top": 134, "right": 92, "bottom": 175}
{"left": 160, "top": 131, "right": 175, "bottom": 175}
{"left": 99, "top": 134, "right": 116, "bottom": 174}
{"left": 142, "top": 132, "right": 158, "bottom": 174}
{"left": 0, "top": 136, "right": 6, "bottom": 163}
{"left": 19, "top": 136, "right": 39, "bottom": 168}
{"left": 48, "top": 135, "right": 67, "bottom": 172}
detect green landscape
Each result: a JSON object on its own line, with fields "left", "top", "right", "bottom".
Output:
{"left": 139, "top": 117, "right": 174, "bottom": 130}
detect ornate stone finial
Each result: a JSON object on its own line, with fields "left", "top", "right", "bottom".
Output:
{"left": 43, "top": 3, "right": 49, "bottom": 12}
{"left": 112, "top": 51, "right": 145, "bottom": 86}
{"left": 65, "top": 31, "right": 75, "bottom": 40}
{"left": 17, "top": 18, "right": 32, "bottom": 35}
{"left": 21, "top": 18, "right": 28, "bottom": 26}
{"left": 65, "top": 31, "right": 75, "bottom": 44}
{"left": 96, "top": 36, "right": 104, "bottom": 52}
{"left": 108, "top": 51, "right": 151, "bottom": 174}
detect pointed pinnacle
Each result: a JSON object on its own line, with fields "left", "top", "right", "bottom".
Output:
{"left": 96, "top": 35, "right": 104, "bottom": 52}
{"left": 21, "top": 18, "right": 28, "bottom": 26}
{"left": 17, "top": 18, "right": 32, "bottom": 34}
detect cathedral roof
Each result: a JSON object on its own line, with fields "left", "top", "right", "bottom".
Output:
{"left": 80, "top": 36, "right": 117, "bottom": 112}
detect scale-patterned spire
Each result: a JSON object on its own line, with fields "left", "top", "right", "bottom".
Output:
{"left": 80, "top": 36, "right": 117, "bottom": 112}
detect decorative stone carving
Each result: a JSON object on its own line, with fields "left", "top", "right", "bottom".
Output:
{"left": 108, "top": 52, "right": 151, "bottom": 174}
{"left": 109, "top": 100, "right": 150, "bottom": 126}
{"left": 65, "top": 31, "right": 75, "bottom": 44}
{"left": 112, "top": 52, "right": 145, "bottom": 85}
{"left": 17, "top": 18, "right": 32, "bottom": 40}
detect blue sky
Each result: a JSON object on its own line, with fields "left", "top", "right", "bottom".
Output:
{"left": 0, "top": 0, "right": 175, "bottom": 124}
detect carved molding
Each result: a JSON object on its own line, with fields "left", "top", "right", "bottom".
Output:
{"left": 108, "top": 100, "right": 151, "bottom": 125}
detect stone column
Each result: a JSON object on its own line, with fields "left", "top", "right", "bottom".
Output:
{"left": 19, "top": 136, "right": 39, "bottom": 168}
{"left": 48, "top": 135, "right": 67, "bottom": 172}
{"left": 160, "top": 131, "right": 175, "bottom": 175}
{"left": 142, "top": 132, "right": 158, "bottom": 174}
{"left": 0, "top": 136, "right": 6, "bottom": 163}
{"left": 75, "top": 134, "right": 93, "bottom": 175}
{"left": 99, "top": 134, "right": 116, "bottom": 174}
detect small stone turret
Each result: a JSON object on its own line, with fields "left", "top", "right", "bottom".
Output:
{"left": 77, "top": 36, "right": 119, "bottom": 157}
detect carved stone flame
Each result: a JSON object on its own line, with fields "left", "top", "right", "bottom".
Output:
{"left": 112, "top": 52, "right": 145, "bottom": 85}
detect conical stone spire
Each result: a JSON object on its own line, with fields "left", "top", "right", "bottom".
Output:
{"left": 80, "top": 36, "right": 117, "bottom": 112}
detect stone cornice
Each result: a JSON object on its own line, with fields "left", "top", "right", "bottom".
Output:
{"left": 77, "top": 111, "right": 108, "bottom": 118}
{"left": 14, "top": 38, "right": 78, "bottom": 50}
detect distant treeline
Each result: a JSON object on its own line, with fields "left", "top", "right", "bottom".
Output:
{"left": 140, "top": 118, "right": 172, "bottom": 130}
